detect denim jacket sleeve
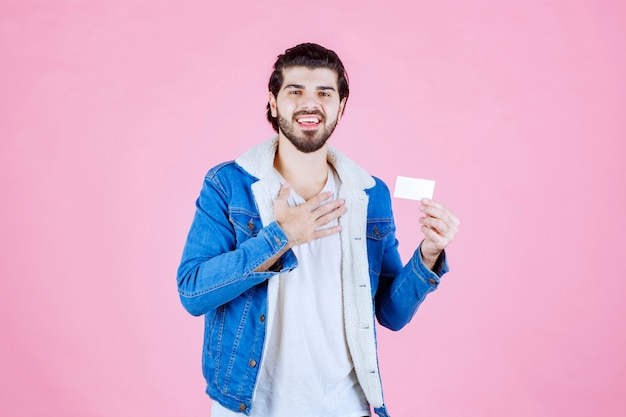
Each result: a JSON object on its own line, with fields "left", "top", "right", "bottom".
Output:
{"left": 369, "top": 179, "right": 449, "bottom": 331}
{"left": 177, "top": 164, "right": 297, "bottom": 316}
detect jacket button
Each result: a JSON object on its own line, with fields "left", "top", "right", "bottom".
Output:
{"left": 239, "top": 404, "right": 246, "bottom": 411}
{"left": 428, "top": 278, "right": 437, "bottom": 285}
{"left": 249, "top": 359, "right": 257, "bottom": 368}
{"left": 260, "top": 314, "right": 265, "bottom": 323}
{"left": 274, "top": 236, "right": 281, "bottom": 245}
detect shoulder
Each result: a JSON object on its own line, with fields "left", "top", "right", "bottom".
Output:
{"left": 366, "top": 176, "right": 392, "bottom": 198}
{"left": 205, "top": 160, "right": 237, "bottom": 177}
{"left": 202, "top": 161, "right": 256, "bottom": 196}
{"left": 206, "top": 160, "right": 258, "bottom": 180}
{"left": 365, "top": 176, "right": 394, "bottom": 219}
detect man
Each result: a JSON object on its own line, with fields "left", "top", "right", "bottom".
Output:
{"left": 177, "top": 43, "right": 459, "bottom": 417}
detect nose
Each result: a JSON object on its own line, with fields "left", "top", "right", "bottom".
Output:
{"left": 299, "top": 93, "right": 321, "bottom": 111}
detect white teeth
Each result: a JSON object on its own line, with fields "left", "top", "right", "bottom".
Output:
{"left": 297, "top": 117, "right": 319, "bottom": 123}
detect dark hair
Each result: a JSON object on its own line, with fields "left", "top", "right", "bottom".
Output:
{"left": 266, "top": 43, "right": 350, "bottom": 132}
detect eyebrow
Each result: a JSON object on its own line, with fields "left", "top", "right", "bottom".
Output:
{"left": 283, "top": 84, "right": 337, "bottom": 92}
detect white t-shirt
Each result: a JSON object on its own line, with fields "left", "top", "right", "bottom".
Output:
{"left": 212, "top": 169, "right": 370, "bottom": 417}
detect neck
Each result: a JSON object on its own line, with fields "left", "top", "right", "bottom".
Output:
{"left": 274, "top": 135, "right": 329, "bottom": 200}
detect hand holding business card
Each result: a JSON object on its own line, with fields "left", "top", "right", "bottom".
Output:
{"left": 393, "top": 176, "right": 435, "bottom": 201}
{"left": 392, "top": 175, "right": 460, "bottom": 271}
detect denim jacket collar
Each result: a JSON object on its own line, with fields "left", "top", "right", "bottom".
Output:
{"left": 235, "top": 136, "right": 376, "bottom": 191}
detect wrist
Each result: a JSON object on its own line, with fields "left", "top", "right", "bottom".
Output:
{"left": 419, "top": 244, "right": 440, "bottom": 271}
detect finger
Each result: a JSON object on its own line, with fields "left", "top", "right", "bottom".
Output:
{"left": 422, "top": 224, "right": 443, "bottom": 240}
{"left": 276, "top": 183, "right": 291, "bottom": 202}
{"left": 419, "top": 216, "right": 448, "bottom": 235}
{"left": 304, "top": 191, "right": 334, "bottom": 210}
{"left": 421, "top": 226, "right": 449, "bottom": 253}
{"left": 312, "top": 225, "right": 342, "bottom": 240}
{"left": 312, "top": 198, "right": 345, "bottom": 218}
{"left": 419, "top": 207, "right": 452, "bottom": 230}
{"left": 314, "top": 204, "right": 346, "bottom": 226}
{"left": 421, "top": 214, "right": 458, "bottom": 248}
{"left": 420, "top": 198, "right": 454, "bottom": 210}
{"left": 424, "top": 217, "right": 459, "bottom": 244}
{"left": 420, "top": 202, "right": 459, "bottom": 228}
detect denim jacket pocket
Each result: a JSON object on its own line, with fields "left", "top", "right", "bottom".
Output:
{"left": 366, "top": 218, "right": 392, "bottom": 275}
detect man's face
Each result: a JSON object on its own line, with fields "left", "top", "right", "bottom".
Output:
{"left": 269, "top": 66, "right": 346, "bottom": 153}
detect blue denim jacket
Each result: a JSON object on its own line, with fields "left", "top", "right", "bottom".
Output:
{"left": 177, "top": 138, "right": 448, "bottom": 417}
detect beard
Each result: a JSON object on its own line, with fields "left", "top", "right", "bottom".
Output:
{"left": 277, "top": 110, "right": 339, "bottom": 153}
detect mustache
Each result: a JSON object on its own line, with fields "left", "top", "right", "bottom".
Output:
{"left": 293, "top": 110, "right": 325, "bottom": 121}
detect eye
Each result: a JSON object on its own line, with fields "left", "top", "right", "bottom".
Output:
{"left": 288, "top": 90, "right": 301, "bottom": 95}
{"left": 319, "top": 91, "right": 331, "bottom": 97}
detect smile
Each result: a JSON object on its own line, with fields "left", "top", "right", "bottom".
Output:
{"left": 296, "top": 116, "right": 321, "bottom": 124}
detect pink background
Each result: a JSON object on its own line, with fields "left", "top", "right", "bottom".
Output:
{"left": 2, "top": 1, "right": 625, "bottom": 416}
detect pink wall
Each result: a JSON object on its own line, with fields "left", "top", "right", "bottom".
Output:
{"left": 1, "top": 1, "right": 625, "bottom": 416}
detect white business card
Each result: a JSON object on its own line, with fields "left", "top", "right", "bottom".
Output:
{"left": 393, "top": 176, "right": 435, "bottom": 201}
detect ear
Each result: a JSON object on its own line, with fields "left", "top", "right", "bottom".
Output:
{"left": 268, "top": 92, "right": 278, "bottom": 118}
{"left": 338, "top": 97, "right": 347, "bottom": 120}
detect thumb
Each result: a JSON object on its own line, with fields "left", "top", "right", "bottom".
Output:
{"left": 276, "top": 183, "right": 291, "bottom": 202}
